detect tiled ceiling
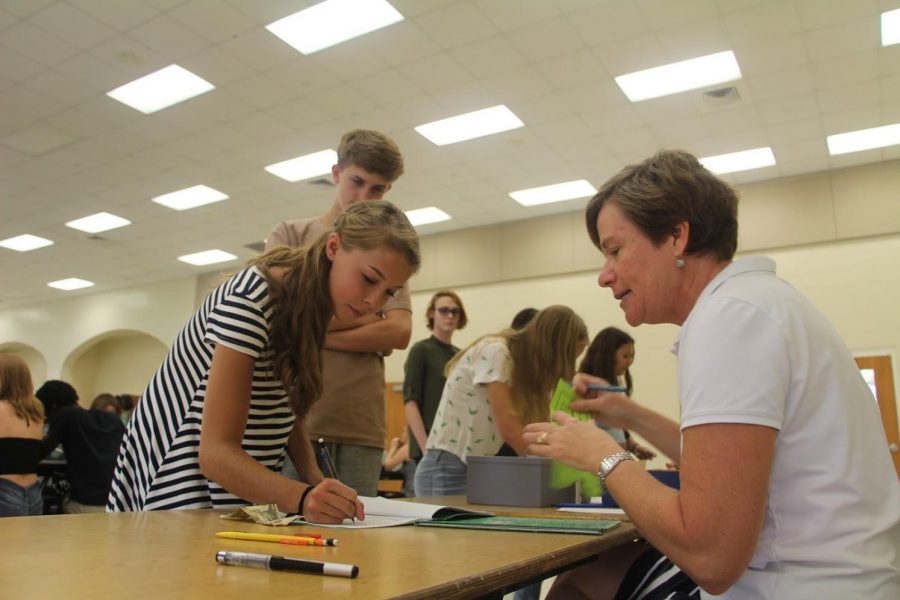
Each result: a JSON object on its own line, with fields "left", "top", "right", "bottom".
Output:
{"left": 1, "top": 0, "right": 899, "bottom": 309}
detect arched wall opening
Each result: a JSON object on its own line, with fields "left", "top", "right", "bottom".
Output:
{"left": 0, "top": 343, "right": 47, "bottom": 389}
{"left": 61, "top": 330, "right": 167, "bottom": 407}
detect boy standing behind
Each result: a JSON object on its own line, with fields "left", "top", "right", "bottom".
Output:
{"left": 265, "top": 129, "right": 411, "bottom": 496}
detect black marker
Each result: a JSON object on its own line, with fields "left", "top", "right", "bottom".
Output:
{"left": 216, "top": 550, "right": 359, "bottom": 578}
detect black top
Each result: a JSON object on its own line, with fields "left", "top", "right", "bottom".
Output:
{"left": 402, "top": 335, "right": 460, "bottom": 459}
{"left": 45, "top": 407, "right": 125, "bottom": 505}
{"left": 0, "top": 438, "right": 42, "bottom": 474}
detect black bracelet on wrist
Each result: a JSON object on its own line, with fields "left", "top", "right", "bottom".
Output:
{"left": 297, "top": 484, "right": 317, "bottom": 515}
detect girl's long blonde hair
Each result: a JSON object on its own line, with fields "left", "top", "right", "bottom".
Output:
{"left": 0, "top": 354, "right": 44, "bottom": 426}
{"left": 446, "top": 305, "right": 588, "bottom": 424}
{"left": 253, "top": 201, "right": 420, "bottom": 418}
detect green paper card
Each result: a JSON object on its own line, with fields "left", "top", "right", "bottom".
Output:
{"left": 548, "top": 379, "right": 601, "bottom": 497}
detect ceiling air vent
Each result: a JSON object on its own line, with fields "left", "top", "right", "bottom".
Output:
{"left": 307, "top": 177, "right": 335, "bottom": 187}
{"left": 701, "top": 85, "right": 742, "bottom": 108}
{"left": 244, "top": 241, "right": 265, "bottom": 253}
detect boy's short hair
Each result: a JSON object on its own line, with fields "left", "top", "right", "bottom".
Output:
{"left": 337, "top": 129, "right": 404, "bottom": 182}
{"left": 35, "top": 379, "right": 78, "bottom": 411}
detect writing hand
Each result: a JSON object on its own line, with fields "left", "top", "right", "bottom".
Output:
{"left": 302, "top": 479, "right": 366, "bottom": 524}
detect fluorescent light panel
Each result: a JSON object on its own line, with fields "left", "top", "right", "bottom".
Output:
{"left": 107, "top": 65, "right": 215, "bottom": 114}
{"left": 615, "top": 50, "right": 742, "bottom": 102}
{"left": 0, "top": 234, "right": 54, "bottom": 252}
{"left": 65, "top": 212, "right": 131, "bottom": 234}
{"left": 827, "top": 122, "right": 900, "bottom": 155}
{"left": 48, "top": 278, "right": 93, "bottom": 291}
{"left": 883, "top": 9, "right": 900, "bottom": 46}
{"left": 405, "top": 207, "right": 451, "bottom": 226}
{"left": 510, "top": 179, "right": 596, "bottom": 207}
{"left": 415, "top": 105, "right": 524, "bottom": 146}
{"left": 178, "top": 250, "right": 237, "bottom": 266}
{"left": 153, "top": 185, "right": 228, "bottom": 211}
{"left": 265, "top": 149, "right": 337, "bottom": 182}
{"left": 699, "top": 147, "right": 776, "bottom": 174}
{"left": 266, "top": 0, "right": 403, "bottom": 55}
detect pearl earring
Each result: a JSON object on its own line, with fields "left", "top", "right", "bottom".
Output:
{"left": 675, "top": 256, "right": 685, "bottom": 269}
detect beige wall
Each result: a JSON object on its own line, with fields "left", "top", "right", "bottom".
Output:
{"left": 68, "top": 335, "right": 168, "bottom": 404}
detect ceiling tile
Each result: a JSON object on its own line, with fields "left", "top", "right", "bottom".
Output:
{"left": 29, "top": 2, "right": 117, "bottom": 49}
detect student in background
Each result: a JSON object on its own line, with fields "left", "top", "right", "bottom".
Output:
{"left": 525, "top": 150, "right": 899, "bottom": 599}
{"left": 510, "top": 307, "right": 537, "bottom": 330}
{"left": 414, "top": 305, "right": 588, "bottom": 497}
{"left": 578, "top": 327, "right": 655, "bottom": 460}
{"left": 265, "top": 129, "right": 410, "bottom": 497}
{"left": 115, "top": 394, "right": 137, "bottom": 423}
{"left": 0, "top": 355, "right": 45, "bottom": 517}
{"left": 109, "top": 201, "right": 420, "bottom": 523}
{"left": 91, "top": 393, "right": 122, "bottom": 417}
{"left": 402, "top": 290, "right": 468, "bottom": 496}
{"left": 36, "top": 380, "right": 124, "bottom": 514}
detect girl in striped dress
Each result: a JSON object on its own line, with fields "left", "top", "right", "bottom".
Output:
{"left": 108, "top": 201, "right": 420, "bottom": 523}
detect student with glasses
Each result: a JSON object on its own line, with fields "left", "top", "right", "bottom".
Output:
{"left": 401, "top": 291, "right": 467, "bottom": 496}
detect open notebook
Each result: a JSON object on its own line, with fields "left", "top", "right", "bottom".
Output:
{"left": 304, "top": 496, "right": 620, "bottom": 535}
{"left": 304, "top": 496, "right": 491, "bottom": 529}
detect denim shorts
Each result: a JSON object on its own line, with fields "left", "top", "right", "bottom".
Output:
{"left": 0, "top": 477, "right": 43, "bottom": 517}
{"left": 413, "top": 449, "right": 467, "bottom": 497}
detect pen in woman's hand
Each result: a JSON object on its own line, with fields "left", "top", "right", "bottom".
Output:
{"left": 586, "top": 384, "right": 627, "bottom": 393}
{"left": 317, "top": 438, "right": 355, "bottom": 522}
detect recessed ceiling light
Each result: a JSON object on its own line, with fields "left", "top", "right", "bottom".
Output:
{"left": 0, "top": 234, "right": 54, "bottom": 252}
{"left": 178, "top": 249, "right": 238, "bottom": 266}
{"left": 615, "top": 51, "right": 742, "bottom": 102}
{"left": 415, "top": 105, "right": 524, "bottom": 146}
{"left": 65, "top": 212, "right": 131, "bottom": 234}
{"left": 265, "top": 149, "right": 337, "bottom": 182}
{"left": 827, "top": 122, "right": 900, "bottom": 155}
{"left": 266, "top": 0, "right": 404, "bottom": 55}
{"left": 152, "top": 185, "right": 228, "bottom": 211}
{"left": 883, "top": 8, "right": 900, "bottom": 46}
{"left": 107, "top": 64, "right": 215, "bottom": 114}
{"left": 699, "top": 147, "right": 776, "bottom": 174}
{"left": 405, "top": 207, "right": 451, "bottom": 226}
{"left": 48, "top": 278, "right": 94, "bottom": 291}
{"left": 509, "top": 180, "right": 597, "bottom": 207}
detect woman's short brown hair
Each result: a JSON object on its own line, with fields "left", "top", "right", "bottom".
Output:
{"left": 426, "top": 290, "right": 467, "bottom": 330}
{"left": 585, "top": 149, "right": 739, "bottom": 261}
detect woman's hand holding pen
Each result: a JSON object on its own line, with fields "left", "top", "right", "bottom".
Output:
{"left": 302, "top": 479, "right": 365, "bottom": 524}
{"left": 570, "top": 372, "right": 637, "bottom": 430}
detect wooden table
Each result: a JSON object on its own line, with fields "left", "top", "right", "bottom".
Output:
{"left": 0, "top": 497, "right": 637, "bottom": 599}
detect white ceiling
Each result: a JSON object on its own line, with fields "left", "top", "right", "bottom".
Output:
{"left": 2, "top": 0, "right": 899, "bottom": 309}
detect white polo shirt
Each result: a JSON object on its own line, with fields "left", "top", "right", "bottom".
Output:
{"left": 676, "top": 256, "right": 899, "bottom": 599}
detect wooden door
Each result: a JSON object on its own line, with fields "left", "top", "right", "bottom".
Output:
{"left": 384, "top": 381, "right": 406, "bottom": 449}
{"left": 854, "top": 356, "right": 900, "bottom": 478}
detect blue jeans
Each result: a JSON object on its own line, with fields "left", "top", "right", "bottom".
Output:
{"left": 413, "top": 449, "right": 467, "bottom": 497}
{"left": 0, "top": 478, "right": 43, "bottom": 517}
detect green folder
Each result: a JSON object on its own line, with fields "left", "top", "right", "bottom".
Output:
{"left": 416, "top": 514, "right": 620, "bottom": 535}
{"left": 547, "top": 379, "right": 601, "bottom": 498}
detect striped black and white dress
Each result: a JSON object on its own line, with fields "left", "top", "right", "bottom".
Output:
{"left": 107, "top": 267, "right": 295, "bottom": 511}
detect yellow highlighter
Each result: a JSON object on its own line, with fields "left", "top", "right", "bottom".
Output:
{"left": 216, "top": 531, "right": 338, "bottom": 547}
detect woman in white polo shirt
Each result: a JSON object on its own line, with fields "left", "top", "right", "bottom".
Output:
{"left": 525, "top": 150, "right": 899, "bottom": 599}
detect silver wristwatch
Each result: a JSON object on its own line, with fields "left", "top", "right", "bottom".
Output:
{"left": 597, "top": 451, "right": 636, "bottom": 488}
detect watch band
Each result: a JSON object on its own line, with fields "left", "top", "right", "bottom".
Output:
{"left": 597, "top": 451, "right": 636, "bottom": 488}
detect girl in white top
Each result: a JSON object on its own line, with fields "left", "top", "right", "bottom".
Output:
{"left": 414, "top": 305, "right": 588, "bottom": 497}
